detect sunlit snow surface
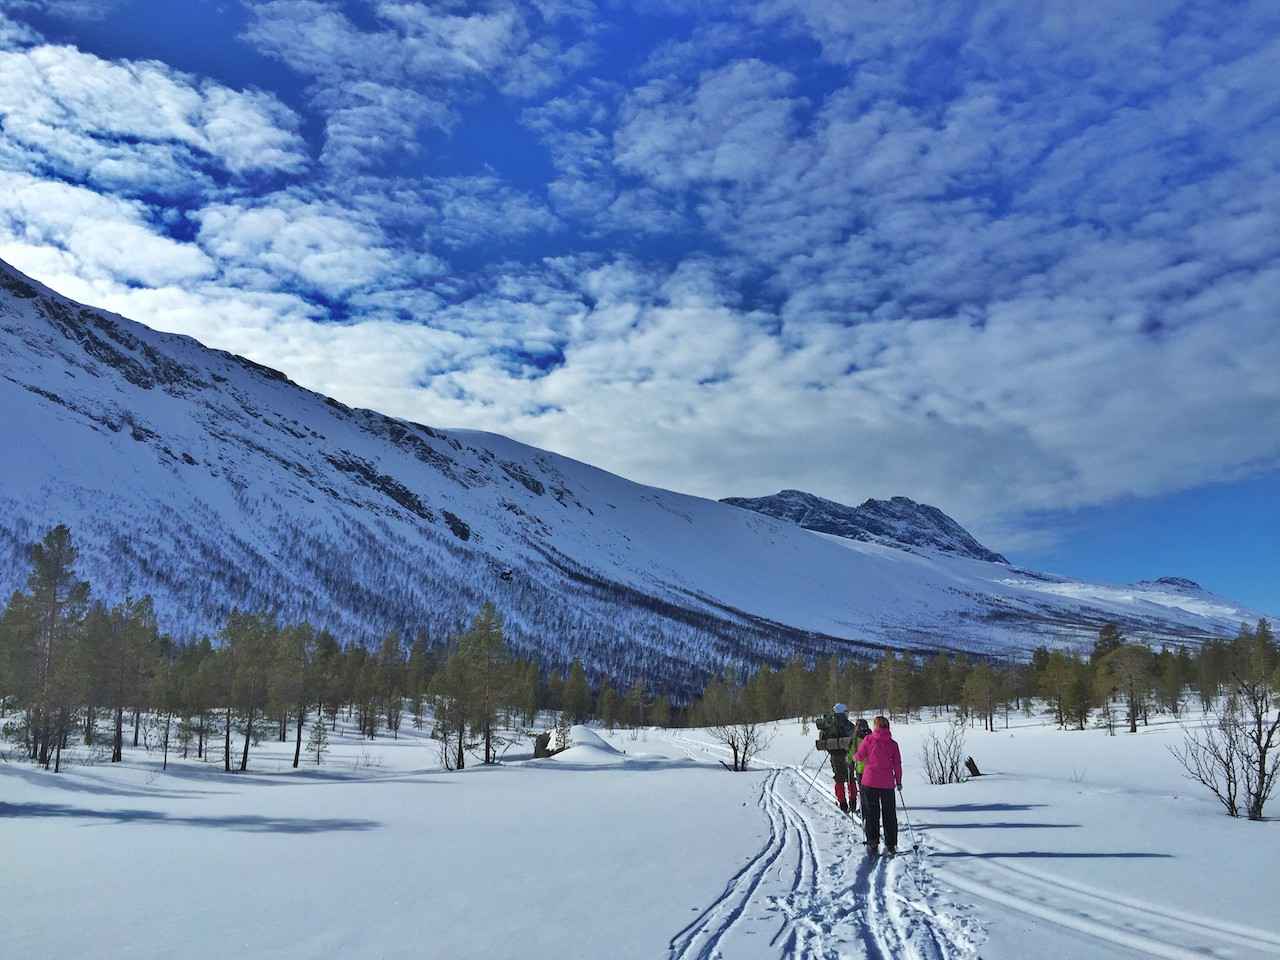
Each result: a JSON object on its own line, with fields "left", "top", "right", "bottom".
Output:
{"left": 5, "top": 712, "right": 1280, "bottom": 960}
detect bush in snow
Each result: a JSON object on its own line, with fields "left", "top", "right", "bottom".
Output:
{"left": 921, "top": 718, "right": 968, "bottom": 785}
{"left": 1170, "top": 622, "right": 1279, "bottom": 820}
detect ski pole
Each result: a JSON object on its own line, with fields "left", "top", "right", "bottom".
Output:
{"left": 897, "top": 785, "right": 921, "bottom": 856}
{"left": 799, "top": 748, "right": 827, "bottom": 801}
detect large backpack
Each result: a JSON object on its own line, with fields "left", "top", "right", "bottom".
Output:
{"left": 814, "top": 712, "right": 854, "bottom": 751}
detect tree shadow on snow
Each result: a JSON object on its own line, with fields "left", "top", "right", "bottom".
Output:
{"left": 0, "top": 801, "right": 380, "bottom": 834}
{"left": 908, "top": 803, "right": 1049, "bottom": 813}
{"left": 0, "top": 764, "right": 229, "bottom": 800}
{"left": 930, "top": 850, "right": 1172, "bottom": 860}
{"left": 915, "top": 821, "right": 1082, "bottom": 830}
{"left": 130, "top": 762, "right": 445, "bottom": 789}
{"left": 517, "top": 756, "right": 709, "bottom": 773}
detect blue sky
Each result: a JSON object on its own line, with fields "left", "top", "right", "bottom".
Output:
{"left": 0, "top": 0, "right": 1277, "bottom": 612}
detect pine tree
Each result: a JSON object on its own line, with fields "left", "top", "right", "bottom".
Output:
{"left": 1102, "top": 644, "right": 1155, "bottom": 734}
{"left": 457, "top": 604, "right": 511, "bottom": 764}
{"left": 377, "top": 631, "right": 406, "bottom": 738}
{"left": 225, "top": 610, "right": 276, "bottom": 771}
{"left": 598, "top": 684, "right": 620, "bottom": 730}
{"left": 648, "top": 694, "right": 672, "bottom": 728}
{"left": 305, "top": 717, "right": 329, "bottom": 765}
{"left": 624, "top": 681, "right": 646, "bottom": 731}
{"left": 563, "top": 660, "right": 591, "bottom": 723}
{"left": 1093, "top": 623, "right": 1124, "bottom": 662}
{"left": 20, "top": 525, "right": 90, "bottom": 770}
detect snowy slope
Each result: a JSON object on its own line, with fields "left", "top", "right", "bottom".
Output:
{"left": 0, "top": 259, "right": 1267, "bottom": 686}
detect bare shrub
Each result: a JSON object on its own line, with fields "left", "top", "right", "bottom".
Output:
{"left": 921, "top": 718, "right": 968, "bottom": 785}
{"left": 1170, "top": 701, "right": 1246, "bottom": 817}
{"left": 708, "top": 721, "right": 775, "bottom": 771}
{"left": 1173, "top": 678, "right": 1280, "bottom": 820}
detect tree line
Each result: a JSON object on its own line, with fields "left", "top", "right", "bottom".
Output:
{"left": 671, "top": 621, "right": 1276, "bottom": 736}
{"left": 3, "top": 524, "right": 1275, "bottom": 814}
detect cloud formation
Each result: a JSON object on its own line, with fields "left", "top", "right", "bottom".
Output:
{"left": 0, "top": 0, "right": 1277, "bottom": 551}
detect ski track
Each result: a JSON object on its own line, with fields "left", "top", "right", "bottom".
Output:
{"left": 663, "top": 732, "right": 1280, "bottom": 960}
{"left": 662, "top": 735, "right": 976, "bottom": 960}
{"left": 927, "top": 832, "right": 1280, "bottom": 960}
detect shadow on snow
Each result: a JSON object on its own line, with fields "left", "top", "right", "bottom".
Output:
{"left": 915, "top": 821, "right": 1082, "bottom": 830}
{"left": 930, "top": 850, "right": 1172, "bottom": 860}
{"left": 0, "top": 801, "right": 380, "bottom": 834}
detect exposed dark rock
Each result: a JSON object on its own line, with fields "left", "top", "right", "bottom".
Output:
{"left": 501, "top": 460, "right": 546, "bottom": 496}
{"left": 325, "top": 453, "right": 435, "bottom": 522}
{"left": 722, "top": 489, "right": 1007, "bottom": 564}
{"left": 442, "top": 510, "right": 471, "bottom": 541}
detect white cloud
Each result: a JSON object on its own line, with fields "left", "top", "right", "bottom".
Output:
{"left": 0, "top": 172, "right": 214, "bottom": 285}
{"left": 243, "top": 0, "right": 597, "bottom": 171}
{"left": 2, "top": 1, "right": 125, "bottom": 22}
{"left": 192, "top": 193, "right": 440, "bottom": 298}
{"left": 420, "top": 175, "right": 560, "bottom": 247}
{"left": 614, "top": 59, "right": 802, "bottom": 189}
{"left": 0, "top": 44, "right": 307, "bottom": 194}
{"left": 1, "top": 0, "right": 1278, "bottom": 554}
{"left": 0, "top": 11, "right": 40, "bottom": 47}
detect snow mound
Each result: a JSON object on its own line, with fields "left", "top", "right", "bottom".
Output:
{"left": 553, "top": 725, "right": 626, "bottom": 765}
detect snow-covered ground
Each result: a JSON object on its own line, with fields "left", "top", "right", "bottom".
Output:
{"left": 4, "top": 709, "right": 1279, "bottom": 959}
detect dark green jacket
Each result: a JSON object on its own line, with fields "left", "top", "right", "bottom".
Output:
{"left": 815, "top": 712, "right": 854, "bottom": 744}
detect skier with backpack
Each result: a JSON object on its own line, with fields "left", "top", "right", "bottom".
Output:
{"left": 853, "top": 715, "right": 903, "bottom": 855}
{"left": 813, "top": 703, "right": 856, "bottom": 814}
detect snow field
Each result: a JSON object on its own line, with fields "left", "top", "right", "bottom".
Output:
{"left": 1, "top": 717, "right": 760, "bottom": 960}
{"left": 4, "top": 708, "right": 1279, "bottom": 960}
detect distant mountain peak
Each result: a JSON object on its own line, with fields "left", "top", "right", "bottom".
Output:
{"left": 721, "top": 489, "right": 1009, "bottom": 564}
{"left": 1138, "top": 576, "right": 1205, "bottom": 592}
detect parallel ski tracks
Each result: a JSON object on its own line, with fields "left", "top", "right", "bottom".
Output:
{"left": 665, "top": 732, "right": 1280, "bottom": 960}
{"left": 928, "top": 833, "right": 1280, "bottom": 960}
{"left": 663, "top": 735, "right": 973, "bottom": 960}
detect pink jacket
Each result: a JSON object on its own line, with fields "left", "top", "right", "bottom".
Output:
{"left": 854, "top": 728, "right": 902, "bottom": 790}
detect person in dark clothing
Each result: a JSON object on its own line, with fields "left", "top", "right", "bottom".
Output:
{"left": 853, "top": 715, "right": 902, "bottom": 855}
{"left": 814, "top": 703, "right": 855, "bottom": 813}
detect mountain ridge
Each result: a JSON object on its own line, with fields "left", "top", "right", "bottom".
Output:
{"left": 720, "top": 489, "right": 1008, "bottom": 564}
{"left": 0, "top": 258, "right": 1267, "bottom": 690}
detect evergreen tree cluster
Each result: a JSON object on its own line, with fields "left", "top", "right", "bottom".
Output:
{"left": 0, "top": 527, "right": 558, "bottom": 773}
{"left": 675, "top": 621, "right": 1278, "bottom": 737}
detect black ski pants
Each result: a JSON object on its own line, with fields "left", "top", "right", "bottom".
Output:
{"left": 860, "top": 786, "right": 897, "bottom": 850}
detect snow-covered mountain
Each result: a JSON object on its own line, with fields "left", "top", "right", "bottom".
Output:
{"left": 720, "top": 490, "right": 1009, "bottom": 564}
{"left": 0, "top": 259, "right": 1266, "bottom": 689}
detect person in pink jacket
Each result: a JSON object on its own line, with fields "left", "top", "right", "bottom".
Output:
{"left": 853, "top": 715, "right": 902, "bottom": 855}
